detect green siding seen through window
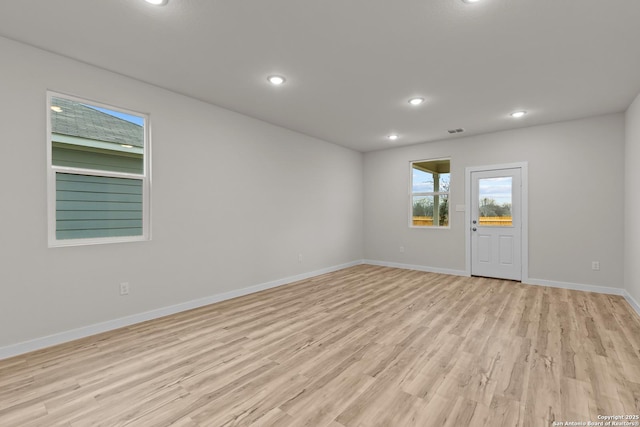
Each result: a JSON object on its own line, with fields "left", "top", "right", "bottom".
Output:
{"left": 48, "top": 92, "right": 149, "bottom": 246}
{"left": 52, "top": 143, "right": 143, "bottom": 174}
{"left": 55, "top": 173, "right": 143, "bottom": 240}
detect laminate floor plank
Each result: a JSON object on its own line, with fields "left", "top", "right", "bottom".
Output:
{"left": 1, "top": 265, "right": 639, "bottom": 426}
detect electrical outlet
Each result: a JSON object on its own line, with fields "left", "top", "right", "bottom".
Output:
{"left": 120, "top": 282, "right": 130, "bottom": 295}
{"left": 298, "top": 253, "right": 303, "bottom": 263}
{"left": 591, "top": 261, "right": 600, "bottom": 271}
{"left": 399, "top": 246, "right": 405, "bottom": 253}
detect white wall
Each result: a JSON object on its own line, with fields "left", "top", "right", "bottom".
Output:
{"left": 0, "top": 37, "right": 363, "bottom": 351}
{"left": 625, "top": 92, "right": 640, "bottom": 304}
{"left": 364, "top": 114, "right": 625, "bottom": 289}
{"left": 1, "top": 33, "right": 633, "bottom": 356}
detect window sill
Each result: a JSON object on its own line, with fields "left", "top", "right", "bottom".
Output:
{"left": 48, "top": 235, "right": 149, "bottom": 248}
{"left": 409, "top": 225, "right": 451, "bottom": 230}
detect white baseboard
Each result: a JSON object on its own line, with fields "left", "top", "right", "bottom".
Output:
{"left": 0, "top": 260, "right": 363, "bottom": 361}
{"left": 364, "top": 261, "right": 640, "bottom": 317}
{"left": 4, "top": 260, "right": 638, "bottom": 361}
{"left": 524, "top": 277, "right": 625, "bottom": 296}
{"left": 362, "top": 259, "right": 467, "bottom": 277}
{"left": 624, "top": 290, "right": 640, "bottom": 317}
{"left": 524, "top": 277, "right": 640, "bottom": 318}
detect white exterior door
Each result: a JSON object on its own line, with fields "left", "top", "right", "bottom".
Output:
{"left": 471, "top": 168, "right": 522, "bottom": 280}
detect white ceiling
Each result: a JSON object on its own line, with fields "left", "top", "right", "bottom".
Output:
{"left": 1, "top": 0, "right": 639, "bottom": 152}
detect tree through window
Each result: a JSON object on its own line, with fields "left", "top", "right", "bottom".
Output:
{"left": 410, "top": 159, "right": 450, "bottom": 227}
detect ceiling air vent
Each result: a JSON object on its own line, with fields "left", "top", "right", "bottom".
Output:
{"left": 447, "top": 128, "right": 465, "bottom": 134}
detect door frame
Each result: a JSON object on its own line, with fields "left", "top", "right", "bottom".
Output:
{"left": 465, "top": 162, "right": 529, "bottom": 281}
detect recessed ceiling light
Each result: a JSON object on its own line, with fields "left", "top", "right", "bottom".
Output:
{"left": 387, "top": 134, "right": 399, "bottom": 141}
{"left": 408, "top": 97, "right": 425, "bottom": 106}
{"left": 510, "top": 111, "right": 527, "bottom": 118}
{"left": 121, "top": 144, "right": 134, "bottom": 149}
{"left": 50, "top": 106, "right": 62, "bottom": 113}
{"left": 462, "top": 0, "right": 481, "bottom": 3}
{"left": 145, "top": 0, "right": 168, "bottom": 5}
{"left": 267, "top": 75, "right": 286, "bottom": 85}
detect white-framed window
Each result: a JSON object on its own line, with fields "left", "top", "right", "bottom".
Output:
{"left": 410, "top": 158, "right": 450, "bottom": 228}
{"left": 47, "top": 92, "right": 151, "bottom": 247}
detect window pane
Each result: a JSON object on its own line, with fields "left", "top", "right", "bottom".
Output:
{"left": 50, "top": 97, "right": 144, "bottom": 174}
{"left": 412, "top": 168, "right": 434, "bottom": 193}
{"left": 437, "top": 173, "right": 450, "bottom": 193}
{"left": 478, "top": 177, "right": 512, "bottom": 226}
{"left": 56, "top": 172, "right": 143, "bottom": 240}
{"left": 410, "top": 158, "right": 450, "bottom": 228}
{"left": 412, "top": 194, "right": 449, "bottom": 227}
{"left": 413, "top": 195, "right": 432, "bottom": 225}
{"left": 412, "top": 159, "right": 450, "bottom": 193}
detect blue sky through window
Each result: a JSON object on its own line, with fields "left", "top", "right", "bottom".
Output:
{"left": 412, "top": 170, "right": 511, "bottom": 205}
{"left": 479, "top": 177, "right": 512, "bottom": 205}
{"left": 412, "top": 169, "right": 450, "bottom": 193}
{"left": 87, "top": 105, "right": 144, "bottom": 126}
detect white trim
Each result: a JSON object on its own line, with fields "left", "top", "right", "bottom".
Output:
{"left": 53, "top": 134, "right": 144, "bottom": 155}
{"left": 51, "top": 166, "right": 144, "bottom": 180}
{"left": 47, "top": 91, "right": 55, "bottom": 246}
{"left": 363, "top": 259, "right": 467, "bottom": 277}
{"left": 524, "top": 277, "right": 625, "bottom": 296}
{"left": 364, "top": 262, "right": 638, "bottom": 316}
{"left": 408, "top": 225, "right": 451, "bottom": 230}
{"left": 50, "top": 233, "right": 149, "bottom": 248}
{"left": 624, "top": 290, "right": 640, "bottom": 317}
{"left": 3, "top": 260, "right": 639, "bottom": 360}
{"left": 465, "top": 162, "right": 529, "bottom": 281}
{"left": 366, "top": 260, "right": 638, "bottom": 317}
{"left": 0, "top": 260, "right": 363, "bottom": 361}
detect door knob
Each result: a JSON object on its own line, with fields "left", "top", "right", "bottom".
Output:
{"left": 472, "top": 220, "right": 477, "bottom": 224}
{"left": 472, "top": 227, "right": 477, "bottom": 231}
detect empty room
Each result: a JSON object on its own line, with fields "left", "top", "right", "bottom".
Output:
{"left": 1, "top": 0, "right": 640, "bottom": 426}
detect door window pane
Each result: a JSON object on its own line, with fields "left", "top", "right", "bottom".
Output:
{"left": 478, "top": 177, "right": 512, "bottom": 226}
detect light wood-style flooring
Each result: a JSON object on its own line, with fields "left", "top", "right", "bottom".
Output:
{"left": 1, "top": 265, "right": 640, "bottom": 426}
